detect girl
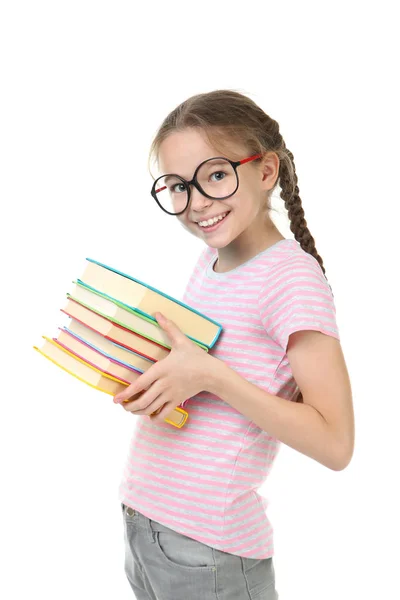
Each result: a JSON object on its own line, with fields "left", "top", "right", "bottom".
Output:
{"left": 113, "top": 89, "right": 354, "bottom": 600}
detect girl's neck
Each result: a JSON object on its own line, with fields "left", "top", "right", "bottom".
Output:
{"left": 213, "top": 224, "right": 286, "bottom": 274}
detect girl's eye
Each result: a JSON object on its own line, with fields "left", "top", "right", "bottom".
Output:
{"left": 170, "top": 183, "right": 186, "bottom": 194}
{"left": 210, "top": 171, "right": 226, "bottom": 182}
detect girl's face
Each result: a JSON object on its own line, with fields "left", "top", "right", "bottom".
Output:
{"left": 157, "top": 127, "right": 279, "bottom": 251}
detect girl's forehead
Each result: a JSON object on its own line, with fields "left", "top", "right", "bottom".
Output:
{"left": 158, "top": 130, "right": 216, "bottom": 170}
{"left": 158, "top": 129, "right": 243, "bottom": 176}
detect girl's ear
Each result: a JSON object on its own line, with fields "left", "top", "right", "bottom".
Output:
{"left": 260, "top": 152, "right": 280, "bottom": 190}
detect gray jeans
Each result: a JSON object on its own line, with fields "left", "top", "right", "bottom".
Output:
{"left": 121, "top": 503, "right": 279, "bottom": 600}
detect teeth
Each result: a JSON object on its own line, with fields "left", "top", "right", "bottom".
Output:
{"left": 198, "top": 213, "right": 227, "bottom": 227}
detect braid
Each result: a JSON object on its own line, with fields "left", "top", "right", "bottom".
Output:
{"left": 272, "top": 134, "right": 334, "bottom": 404}
{"left": 278, "top": 144, "right": 333, "bottom": 296}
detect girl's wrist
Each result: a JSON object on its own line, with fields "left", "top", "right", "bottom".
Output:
{"left": 206, "top": 355, "right": 232, "bottom": 398}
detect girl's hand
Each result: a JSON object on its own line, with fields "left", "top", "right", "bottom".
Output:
{"left": 113, "top": 312, "right": 214, "bottom": 423}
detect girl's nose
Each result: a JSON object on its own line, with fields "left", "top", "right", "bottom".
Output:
{"left": 189, "top": 186, "right": 213, "bottom": 213}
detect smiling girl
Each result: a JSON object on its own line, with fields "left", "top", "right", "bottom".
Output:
{"left": 114, "top": 89, "right": 354, "bottom": 600}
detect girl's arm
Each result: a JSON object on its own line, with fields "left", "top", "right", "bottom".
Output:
{"left": 208, "top": 329, "right": 354, "bottom": 472}
{"left": 114, "top": 314, "right": 354, "bottom": 471}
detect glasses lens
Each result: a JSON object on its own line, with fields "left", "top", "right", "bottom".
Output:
{"left": 197, "top": 158, "right": 237, "bottom": 198}
{"left": 153, "top": 175, "right": 188, "bottom": 215}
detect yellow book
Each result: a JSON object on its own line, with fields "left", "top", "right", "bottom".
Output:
{"left": 33, "top": 336, "right": 188, "bottom": 428}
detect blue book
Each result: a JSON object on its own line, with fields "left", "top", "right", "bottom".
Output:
{"left": 76, "top": 258, "right": 223, "bottom": 350}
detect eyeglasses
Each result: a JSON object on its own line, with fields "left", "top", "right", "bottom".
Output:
{"left": 151, "top": 153, "right": 262, "bottom": 215}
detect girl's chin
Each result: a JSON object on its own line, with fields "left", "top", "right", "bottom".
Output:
{"left": 195, "top": 224, "right": 235, "bottom": 247}
{"left": 198, "top": 236, "right": 233, "bottom": 250}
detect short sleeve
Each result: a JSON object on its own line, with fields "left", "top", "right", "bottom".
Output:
{"left": 258, "top": 252, "right": 340, "bottom": 352}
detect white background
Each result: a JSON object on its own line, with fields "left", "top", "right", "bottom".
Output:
{"left": 1, "top": 1, "right": 399, "bottom": 599}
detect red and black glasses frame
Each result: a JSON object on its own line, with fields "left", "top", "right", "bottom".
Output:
{"left": 151, "top": 153, "right": 263, "bottom": 215}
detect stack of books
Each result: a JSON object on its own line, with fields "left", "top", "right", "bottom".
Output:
{"left": 33, "top": 258, "right": 223, "bottom": 429}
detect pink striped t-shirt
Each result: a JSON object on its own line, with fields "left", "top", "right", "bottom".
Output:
{"left": 118, "top": 238, "right": 340, "bottom": 559}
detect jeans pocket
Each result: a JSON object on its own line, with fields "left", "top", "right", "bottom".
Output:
{"left": 151, "top": 522, "right": 216, "bottom": 572}
{"left": 242, "top": 556, "right": 276, "bottom": 598}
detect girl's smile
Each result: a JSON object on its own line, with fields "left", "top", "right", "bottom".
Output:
{"left": 195, "top": 210, "right": 230, "bottom": 233}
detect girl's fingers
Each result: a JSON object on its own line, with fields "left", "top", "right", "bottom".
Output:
{"left": 114, "top": 364, "right": 162, "bottom": 404}
{"left": 122, "top": 380, "right": 165, "bottom": 414}
{"left": 129, "top": 393, "right": 166, "bottom": 417}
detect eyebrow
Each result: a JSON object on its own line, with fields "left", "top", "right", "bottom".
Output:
{"left": 162, "top": 159, "right": 230, "bottom": 183}
{"left": 163, "top": 175, "right": 181, "bottom": 184}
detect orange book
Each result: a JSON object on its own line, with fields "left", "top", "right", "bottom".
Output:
{"left": 61, "top": 298, "right": 170, "bottom": 362}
